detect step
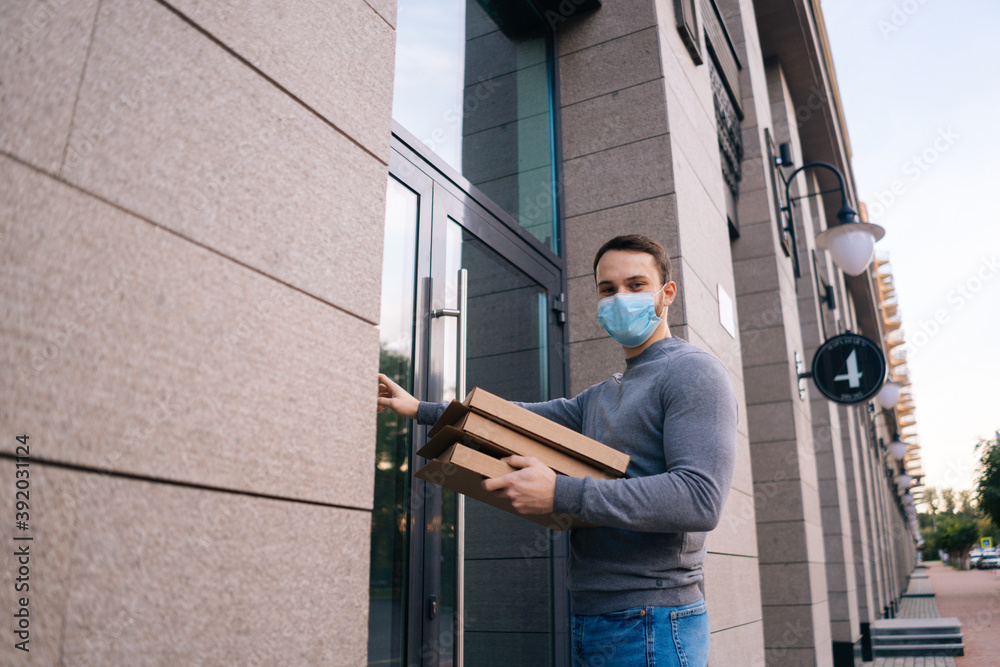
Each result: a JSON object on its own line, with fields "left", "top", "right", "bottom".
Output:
{"left": 872, "top": 627, "right": 962, "bottom": 636}
{"left": 874, "top": 643, "right": 964, "bottom": 657}
{"left": 871, "top": 617, "right": 962, "bottom": 635}
{"left": 874, "top": 632, "right": 964, "bottom": 645}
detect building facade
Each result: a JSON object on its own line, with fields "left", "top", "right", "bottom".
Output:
{"left": 1, "top": 0, "right": 917, "bottom": 665}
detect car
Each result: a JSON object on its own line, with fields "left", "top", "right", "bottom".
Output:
{"left": 977, "top": 555, "right": 1000, "bottom": 570}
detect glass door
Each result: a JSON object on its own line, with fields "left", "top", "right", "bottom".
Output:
{"left": 368, "top": 132, "right": 568, "bottom": 667}
{"left": 368, "top": 154, "right": 433, "bottom": 667}
{"left": 429, "top": 184, "right": 558, "bottom": 667}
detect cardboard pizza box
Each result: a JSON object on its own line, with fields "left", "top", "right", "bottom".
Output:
{"left": 427, "top": 387, "right": 629, "bottom": 477}
{"left": 414, "top": 442, "right": 593, "bottom": 530}
{"left": 419, "top": 410, "right": 620, "bottom": 481}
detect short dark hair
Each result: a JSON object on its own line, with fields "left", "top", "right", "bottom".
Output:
{"left": 593, "top": 234, "right": 671, "bottom": 286}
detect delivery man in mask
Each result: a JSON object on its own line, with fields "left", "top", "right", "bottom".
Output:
{"left": 378, "top": 234, "right": 738, "bottom": 667}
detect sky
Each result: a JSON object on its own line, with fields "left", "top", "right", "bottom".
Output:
{"left": 822, "top": 0, "right": 1000, "bottom": 494}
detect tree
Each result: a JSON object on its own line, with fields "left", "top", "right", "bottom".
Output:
{"left": 938, "top": 515, "right": 980, "bottom": 561}
{"left": 975, "top": 516, "right": 998, "bottom": 545}
{"left": 918, "top": 485, "right": 984, "bottom": 565}
{"left": 923, "top": 487, "right": 940, "bottom": 532}
{"left": 941, "top": 488, "right": 957, "bottom": 514}
{"left": 975, "top": 433, "right": 1000, "bottom": 529}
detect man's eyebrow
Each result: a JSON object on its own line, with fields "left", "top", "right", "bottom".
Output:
{"left": 597, "top": 275, "right": 649, "bottom": 286}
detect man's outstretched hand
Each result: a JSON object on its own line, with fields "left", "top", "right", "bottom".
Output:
{"left": 482, "top": 455, "right": 557, "bottom": 515}
{"left": 378, "top": 377, "right": 556, "bottom": 514}
{"left": 377, "top": 373, "right": 419, "bottom": 419}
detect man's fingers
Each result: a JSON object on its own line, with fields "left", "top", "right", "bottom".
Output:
{"left": 482, "top": 474, "right": 513, "bottom": 493}
{"left": 502, "top": 455, "right": 536, "bottom": 469}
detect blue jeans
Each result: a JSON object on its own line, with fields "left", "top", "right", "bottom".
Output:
{"left": 571, "top": 600, "right": 710, "bottom": 667}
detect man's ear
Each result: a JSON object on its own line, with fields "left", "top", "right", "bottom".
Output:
{"left": 662, "top": 281, "right": 677, "bottom": 306}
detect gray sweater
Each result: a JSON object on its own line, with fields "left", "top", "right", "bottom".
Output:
{"left": 416, "top": 336, "right": 738, "bottom": 615}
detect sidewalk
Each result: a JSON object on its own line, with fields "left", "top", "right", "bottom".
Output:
{"left": 865, "top": 561, "right": 1000, "bottom": 667}
{"left": 925, "top": 561, "right": 1000, "bottom": 667}
{"left": 866, "top": 562, "right": 956, "bottom": 667}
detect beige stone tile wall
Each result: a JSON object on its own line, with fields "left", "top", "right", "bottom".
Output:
{"left": 0, "top": 465, "right": 369, "bottom": 665}
{"left": 0, "top": 0, "right": 394, "bottom": 662}
{"left": 782, "top": 160, "right": 864, "bottom": 652}
{"left": 59, "top": 0, "right": 389, "bottom": 323}
{"left": 655, "top": 0, "right": 763, "bottom": 661}
{"left": 557, "top": 1, "right": 676, "bottom": 400}
{"left": 556, "top": 1, "right": 764, "bottom": 663}
{"left": 0, "top": 0, "right": 101, "bottom": 174}
{"left": 726, "top": 26, "right": 836, "bottom": 667}
{"left": 838, "top": 404, "right": 877, "bottom": 626}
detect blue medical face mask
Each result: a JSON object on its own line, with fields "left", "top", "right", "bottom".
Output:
{"left": 597, "top": 284, "right": 666, "bottom": 347}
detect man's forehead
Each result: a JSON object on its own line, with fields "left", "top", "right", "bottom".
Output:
{"left": 596, "top": 250, "right": 658, "bottom": 280}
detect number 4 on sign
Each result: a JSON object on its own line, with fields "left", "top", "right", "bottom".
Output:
{"left": 834, "top": 350, "right": 863, "bottom": 388}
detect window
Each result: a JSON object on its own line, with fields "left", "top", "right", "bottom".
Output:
{"left": 392, "top": 0, "right": 560, "bottom": 253}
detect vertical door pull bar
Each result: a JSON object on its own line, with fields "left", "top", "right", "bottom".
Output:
{"left": 430, "top": 268, "right": 467, "bottom": 667}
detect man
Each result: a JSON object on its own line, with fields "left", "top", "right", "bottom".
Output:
{"left": 377, "top": 234, "right": 737, "bottom": 666}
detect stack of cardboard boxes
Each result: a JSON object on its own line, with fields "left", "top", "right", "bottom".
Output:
{"left": 416, "top": 388, "right": 630, "bottom": 529}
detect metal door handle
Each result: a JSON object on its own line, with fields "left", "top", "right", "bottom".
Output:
{"left": 431, "top": 267, "right": 467, "bottom": 399}
{"left": 430, "top": 267, "right": 467, "bottom": 667}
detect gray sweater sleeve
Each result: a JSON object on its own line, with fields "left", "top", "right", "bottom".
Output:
{"left": 553, "top": 353, "right": 737, "bottom": 533}
{"left": 416, "top": 400, "right": 450, "bottom": 426}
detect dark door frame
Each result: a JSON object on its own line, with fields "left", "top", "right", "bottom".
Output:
{"left": 388, "top": 122, "right": 571, "bottom": 667}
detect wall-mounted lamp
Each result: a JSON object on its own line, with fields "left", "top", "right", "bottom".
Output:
{"left": 868, "top": 405, "right": 909, "bottom": 462}
{"left": 877, "top": 381, "right": 901, "bottom": 409}
{"left": 887, "top": 437, "right": 908, "bottom": 462}
{"left": 810, "top": 251, "right": 836, "bottom": 311}
{"left": 775, "top": 144, "right": 885, "bottom": 277}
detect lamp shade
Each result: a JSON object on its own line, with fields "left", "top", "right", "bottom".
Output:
{"left": 815, "top": 211, "right": 886, "bottom": 276}
{"left": 877, "top": 381, "right": 901, "bottom": 409}
{"left": 888, "top": 438, "right": 908, "bottom": 461}
{"left": 897, "top": 474, "right": 912, "bottom": 489}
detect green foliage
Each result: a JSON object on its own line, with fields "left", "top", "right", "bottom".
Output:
{"left": 975, "top": 515, "right": 998, "bottom": 546}
{"left": 918, "top": 483, "right": 984, "bottom": 562}
{"left": 975, "top": 434, "right": 1000, "bottom": 529}
{"left": 919, "top": 433, "right": 1000, "bottom": 563}
{"left": 940, "top": 488, "right": 956, "bottom": 514}
{"left": 928, "top": 514, "right": 979, "bottom": 555}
